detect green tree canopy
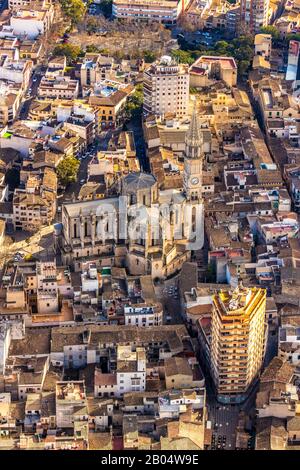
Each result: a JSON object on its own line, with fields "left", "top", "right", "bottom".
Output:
{"left": 175, "top": 33, "right": 255, "bottom": 78}
{"left": 52, "top": 43, "right": 83, "bottom": 65}
{"left": 260, "top": 26, "right": 280, "bottom": 42}
{"left": 124, "top": 84, "right": 143, "bottom": 121}
{"left": 60, "top": 0, "right": 86, "bottom": 25}
{"left": 143, "top": 50, "right": 158, "bottom": 63}
{"left": 57, "top": 156, "right": 80, "bottom": 186}
{"left": 286, "top": 33, "right": 300, "bottom": 43}
{"left": 171, "top": 49, "right": 195, "bottom": 65}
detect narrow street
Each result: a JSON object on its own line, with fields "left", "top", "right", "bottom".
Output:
{"left": 125, "top": 118, "right": 148, "bottom": 172}
{"left": 18, "top": 69, "right": 43, "bottom": 120}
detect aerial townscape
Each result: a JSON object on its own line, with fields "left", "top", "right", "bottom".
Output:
{"left": 0, "top": 0, "right": 299, "bottom": 456}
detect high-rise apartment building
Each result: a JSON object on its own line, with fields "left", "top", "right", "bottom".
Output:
{"left": 239, "top": 0, "right": 269, "bottom": 34}
{"left": 211, "top": 285, "right": 266, "bottom": 403}
{"left": 143, "top": 55, "right": 189, "bottom": 118}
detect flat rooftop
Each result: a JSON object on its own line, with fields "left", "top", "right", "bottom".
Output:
{"left": 190, "top": 56, "right": 237, "bottom": 73}
{"left": 56, "top": 381, "right": 86, "bottom": 401}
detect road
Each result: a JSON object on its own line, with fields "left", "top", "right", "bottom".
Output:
{"left": 206, "top": 374, "right": 258, "bottom": 450}
{"left": 18, "top": 69, "right": 43, "bottom": 120}
{"left": 125, "top": 119, "right": 148, "bottom": 172}
{"left": 263, "top": 323, "right": 278, "bottom": 368}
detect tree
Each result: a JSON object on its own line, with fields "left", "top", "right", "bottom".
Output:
{"left": 124, "top": 84, "right": 143, "bottom": 121}
{"left": 215, "top": 40, "right": 230, "bottom": 56}
{"left": 171, "top": 49, "right": 195, "bottom": 65}
{"left": 238, "top": 59, "right": 250, "bottom": 77}
{"left": 286, "top": 33, "right": 300, "bottom": 43}
{"left": 143, "top": 50, "right": 157, "bottom": 63}
{"left": 59, "top": 0, "right": 86, "bottom": 25}
{"left": 98, "top": 0, "right": 112, "bottom": 18}
{"left": 57, "top": 156, "right": 80, "bottom": 186}
{"left": 260, "top": 26, "right": 280, "bottom": 43}
{"left": 86, "top": 17, "right": 98, "bottom": 33}
{"left": 53, "top": 43, "right": 83, "bottom": 65}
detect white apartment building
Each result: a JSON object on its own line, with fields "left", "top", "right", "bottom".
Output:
{"left": 94, "top": 345, "right": 146, "bottom": 398}
{"left": 143, "top": 55, "right": 189, "bottom": 118}
{"left": 279, "top": 322, "right": 300, "bottom": 366}
{"left": 56, "top": 381, "right": 88, "bottom": 429}
{"left": 81, "top": 264, "right": 99, "bottom": 293}
{"left": 124, "top": 304, "right": 163, "bottom": 327}
{"left": 0, "top": 84, "right": 23, "bottom": 126}
{"left": 254, "top": 34, "right": 272, "bottom": 59}
{"left": 0, "top": 324, "right": 11, "bottom": 375}
{"left": 0, "top": 56, "right": 32, "bottom": 89}
{"left": 10, "top": 6, "right": 54, "bottom": 40}
{"left": 116, "top": 346, "right": 146, "bottom": 397}
{"left": 8, "top": 0, "right": 51, "bottom": 8}
{"left": 80, "top": 54, "right": 114, "bottom": 87}
{"left": 38, "top": 77, "right": 79, "bottom": 100}
{"left": 112, "top": 0, "right": 191, "bottom": 24}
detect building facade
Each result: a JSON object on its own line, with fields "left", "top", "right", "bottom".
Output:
{"left": 239, "top": 0, "right": 269, "bottom": 34}
{"left": 143, "top": 56, "right": 189, "bottom": 118}
{"left": 112, "top": 0, "right": 191, "bottom": 24}
{"left": 211, "top": 285, "right": 267, "bottom": 403}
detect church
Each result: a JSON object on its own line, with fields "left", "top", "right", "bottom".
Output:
{"left": 57, "top": 104, "right": 205, "bottom": 279}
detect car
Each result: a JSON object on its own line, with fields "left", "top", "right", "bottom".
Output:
{"left": 80, "top": 179, "right": 85, "bottom": 184}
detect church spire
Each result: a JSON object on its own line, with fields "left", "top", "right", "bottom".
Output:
{"left": 185, "top": 99, "right": 203, "bottom": 159}
{"left": 183, "top": 98, "right": 204, "bottom": 202}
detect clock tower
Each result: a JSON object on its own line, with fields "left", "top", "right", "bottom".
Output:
{"left": 183, "top": 100, "right": 204, "bottom": 202}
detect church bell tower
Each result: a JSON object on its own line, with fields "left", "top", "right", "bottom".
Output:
{"left": 183, "top": 100, "right": 204, "bottom": 202}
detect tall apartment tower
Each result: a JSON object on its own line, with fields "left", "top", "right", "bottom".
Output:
{"left": 211, "top": 285, "right": 266, "bottom": 403}
{"left": 143, "top": 55, "right": 189, "bottom": 118}
{"left": 239, "top": 0, "right": 269, "bottom": 34}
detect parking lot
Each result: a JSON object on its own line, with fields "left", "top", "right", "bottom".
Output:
{"left": 154, "top": 276, "right": 183, "bottom": 325}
